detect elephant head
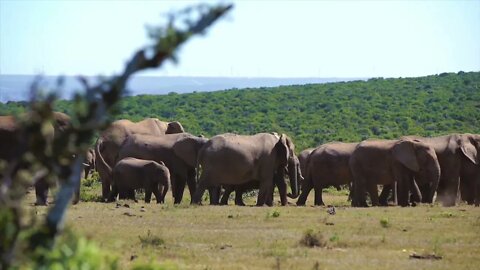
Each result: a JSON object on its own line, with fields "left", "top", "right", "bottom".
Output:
{"left": 166, "top": 121, "right": 184, "bottom": 134}
{"left": 172, "top": 135, "right": 209, "bottom": 168}
{"left": 392, "top": 139, "right": 441, "bottom": 203}
{"left": 275, "top": 134, "right": 299, "bottom": 199}
{"left": 460, "top": 133, "right": 479, "bottom": 165}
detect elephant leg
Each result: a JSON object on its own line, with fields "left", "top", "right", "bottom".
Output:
{"left": 256, "top": 178, "right": 274, "bottom": 206}
{"left": 266, "top": 184, "right": 274, "bottom": 206}
{"left": 220, "top": 185, "right": 234, "bottom": 205}
{"left": 347, "top": 182, "right": 353, "bottom": 202}
{"left": 418, "top": 183, "right": 432, "bottom": 203}
{"left": 296, "top": 177, "right": 313, "bottom": 206}
{"left": 276, "top": 178, "right": 288, "bottom": 206}
{"left": 208, "top": 187, "right": 221, "bottom": 205}
{"left": 145, "top": 187, "right": 152, "bottom": 203}
{"left": 186, "top": 169, "right": 197, "bottom": 203}
{"left": 101, "top": 177, "right": 111, "bottom": 202}
{"left": 34, "top": 177, "right": 49, "bottom": 206}
{"left": 153, "top": 184, "right": 163, "bottom": 204}
{"left": 367, "top": 183, "right": 380, "bottom": 206}
{"left": 475, "top": 177, "right": 480, "bottom": 207}
{"left": 378, "top": 185, "right": 392, "bottom": 206}
{"left": 192, "top": 173, "right": 210, "bottom": 205}
{"left": 313, "top": 185, "right": 325, "bottom": 206}
{"left": 397, "top": 177, "right": 412, "bottom": 207}
{"left": 108, "top": 184, "right": 118, "bottom": 202}
{"left": 234, "top": 186, "right": 246, "bottom": 206}
{"left": 173, "top": 175, "right": 187, "bottom": 204}
{"left": 352, "top": 175, "right": 368, "bottom": 207}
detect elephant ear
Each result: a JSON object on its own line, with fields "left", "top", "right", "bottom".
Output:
{"left": 275, "top": 134, "right": 290, "bottom": 167}
{"left": 173, "top": 135, "right": 207, "bottom": 167}
{"left": 392, "top": 140, "right": 420, "bottom": 172}
{"left": 460, "top": 135, "right": 478, "bottom": 165}
{"left": 167, "top": 121, "right": 185, "bottom": 134}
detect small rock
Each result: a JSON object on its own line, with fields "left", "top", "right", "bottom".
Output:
{"left": 130, "top": 255, "right": 138, "bottom": 261}
{"left": 325, "top": 222, "right": 335, "bottom": 226}
{"left": 140, "top": 208, "right": 146, "bottom": 212}
{"left": 123, "top": 203, "right": 130, "bottom": 208}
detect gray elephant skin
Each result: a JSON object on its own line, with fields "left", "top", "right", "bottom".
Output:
{"left": 220, "top": 157, "right": 303, "bottom": 206}
{"left": 95, "top": 118, "right": 184, "bottom": 200}
{"left": 297, "top": 148, "right": 314, "bottom": 190}
{"left": 109, "top": 157, "right": 170, "bottom": 203}
{"left": 193, "top": 133, "right": 299, "bottom": 206}
{"left": 350, "top": 139, "right": 441, "bottom": 207}
{"left": 117, "top": 133, "right": 207, "bottom": 204}
{"left": 297, "top": 142, "right": 358, "bottom": 206}
{"left": 0, "top": 112, "right": 78, "bottom": 205}
{"left": 404, "top": 133, "right": 479, "bottom": 206}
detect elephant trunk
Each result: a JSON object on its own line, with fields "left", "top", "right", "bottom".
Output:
{"left": 426, "top": 158, "right": 441, "bottom": 203}
{"left": 287, "top": 158, "right": 299, "bottom": 199}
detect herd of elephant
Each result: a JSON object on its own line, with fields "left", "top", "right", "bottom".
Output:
{"left": 84, "top": 117, "right": 480, "bottom": 207}
{"left": 1, "top": 114, "right": 479, "bottom": 207}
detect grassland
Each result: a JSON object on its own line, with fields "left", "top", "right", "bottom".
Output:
{"left": 28, "top": 185, "right": 480, "bottom": 270}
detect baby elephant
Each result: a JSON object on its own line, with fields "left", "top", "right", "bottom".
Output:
{"left": 110, "top": 157, "right": 170, "bottom": 203}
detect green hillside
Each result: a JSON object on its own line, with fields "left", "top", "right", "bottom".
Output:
{"left": 1, "top": 71, "right": 479, "bottom": 150}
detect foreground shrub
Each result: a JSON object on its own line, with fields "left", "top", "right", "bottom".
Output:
{"left": 300, "top": 229, "right": 327, "bottom": 248}
{"left": 27, "top": 230, "right": 118, "bottom": 270}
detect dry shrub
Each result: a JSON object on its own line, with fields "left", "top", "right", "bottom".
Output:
{"left": 300, "top": 229, "right": 327, "bottom": 248}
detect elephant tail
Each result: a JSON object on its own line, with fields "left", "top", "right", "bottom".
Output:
{"left": 95, "top": 137, "right": 113, "bottom": 180}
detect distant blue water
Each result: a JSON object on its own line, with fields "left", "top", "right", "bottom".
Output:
{"left": 0, "top": 75, "right": 365, "bottom": 103}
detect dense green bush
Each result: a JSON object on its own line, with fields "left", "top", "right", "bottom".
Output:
{"left": 1, "top": 72, "right": 479, "bottom": 151}
{"left": 17, "top": 229, "right": 118, "bottom": 270}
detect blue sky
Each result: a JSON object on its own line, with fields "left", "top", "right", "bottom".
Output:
{"left": 0, "top": 0, "right": 479, "bottom": 78}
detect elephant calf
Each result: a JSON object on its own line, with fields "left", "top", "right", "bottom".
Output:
{"left": 297, "top": 142, "right": 357, "bottom": 206}
{"left": 110, "top": 157, "right": 171, "bottom": 203}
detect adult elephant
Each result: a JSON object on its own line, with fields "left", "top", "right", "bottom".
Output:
{"left": 109, "top": 158, "right": 170, "bottom": 203}
{"left": 350, "top": 139, "right": 441, "bottom": 207}
{"left": 193, "top": 133, "right": 299, "bottom": 206}
{"left": 117, "top": 133, "right": 207, "bottom": 204}
{"left": 0, "top": 112, "right": 76, "bottom": 205}
{"left": 297, "top": 142, "right": 358, "bottom": 206}
{"left": 95, "top": 118, "right": 184, "bottom": 200}
{"left": 403, "top": 133, "right": 479, "bottom": 206}
{"left": 220, "top": 156, "right": 303, "bottom": 206}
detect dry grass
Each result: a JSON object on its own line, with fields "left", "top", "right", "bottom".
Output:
{"left": 27, "top": 188, "right": 480, "bottom": 270}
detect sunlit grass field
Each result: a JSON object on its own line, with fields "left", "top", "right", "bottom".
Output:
{"left": 29, "top": 182, "right": 480, "bottom": 270}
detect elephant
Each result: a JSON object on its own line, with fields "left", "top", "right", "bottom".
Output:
{"left": 117, "top": 132, "right": 207, "bottom": 204}
{"left": 0, "top": 112, "right": 79, "bottom": 206}
{"left": 109, "top": 157, "right": 170, "bottom": 203}
{"left": 83, "top": 148, "right": 96, "bottom": 179}
{"left": 219, "top": 157, "right": 303, "bottom": 206}
{"left": 296, "top": 142, "right": 358, "bottom": 206}
{"left": 95, "top": 118, "right": 184, "bottom": 200}
{"left": 193, "top": 133, "right": 299, "bottom": 206}
{"left": 350, "top": 139, "right": 441, "bottom": 207}
{"left": 403, "top": 133, "right": 479, "bottom": 206}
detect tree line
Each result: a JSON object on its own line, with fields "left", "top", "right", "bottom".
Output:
{"left": 1, "top": 71, "right": 479, "bottom": 151}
